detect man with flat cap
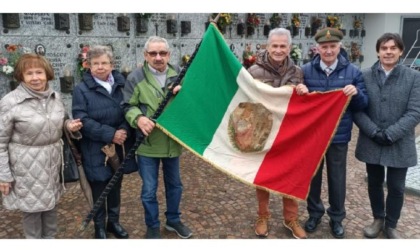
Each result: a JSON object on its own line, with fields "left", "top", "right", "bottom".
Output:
{"left": 295, "top": 27, "right": 368, "bottom": 238}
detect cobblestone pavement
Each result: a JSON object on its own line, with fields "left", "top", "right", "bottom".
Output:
{"left": 1, "top": 127, "right": 420, "bottom": 240}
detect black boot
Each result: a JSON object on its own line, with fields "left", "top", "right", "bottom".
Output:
{"left": 107, "top": 222, "right": 129, "bottom": 239}
{"left": 106, "top": 177, "right": 128, "bottom": 238}
{"left": 94, "top": 223, "right": 107, "bottom": 239}
{"left": 91, "top": 181, "right": 108, "bottom": 239}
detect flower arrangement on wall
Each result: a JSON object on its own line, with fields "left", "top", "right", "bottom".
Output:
{"left": 0, "top": 44, "right": 31, "bottom": 78}
{"left": 246, "top": 13, "right": 260, "bottom": 36}
{"left": 326, "top": 15, "right": 341, "bottom": 29}
{"left": 77, "top": 45, "right": 90, "bottom": 77}
{"left": 247, "top": 13, "right": 261, "bottom": 28}
{"left": 242, "top": 44, "right": 256, "bottom": 69}
{"left": 269, "top": 13, "right": 282, "bottom": 29}
{"left": 212, "top": 13, "right": 232, "bottom": 33}
{"left": 290, "top": 44, "right": 302, "bottom": 64}
{"left": 291, "top": 14, "right": 300, "bottom": 28}
{"left": 353, "top": 17, "right": 362, "bottom": 29}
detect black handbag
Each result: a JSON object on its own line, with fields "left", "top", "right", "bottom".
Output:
{"left": 60, "top": 131, "right": 80, "bottom": 183}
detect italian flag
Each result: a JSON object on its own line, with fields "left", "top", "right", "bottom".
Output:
{"left": 157, "top": 23, "right": 350, "bottom": 200}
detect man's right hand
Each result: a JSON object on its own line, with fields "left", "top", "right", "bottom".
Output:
{"left": 137, "top": 116, "right": 155, "bottom": 136}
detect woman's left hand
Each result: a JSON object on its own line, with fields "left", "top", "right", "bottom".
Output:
{"left": 0, "top": 182, "right": 11, "bottom": 196}
{"left": 67, "top": 118, "right": 83, "bottom": 132}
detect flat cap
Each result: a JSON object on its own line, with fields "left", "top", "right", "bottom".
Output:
{"left": 314, "top": 27, "right": 343, "bottom": 43}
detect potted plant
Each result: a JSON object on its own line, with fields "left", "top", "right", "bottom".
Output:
{"left": 246, "top": 13, "right": 260, "bottom": 36}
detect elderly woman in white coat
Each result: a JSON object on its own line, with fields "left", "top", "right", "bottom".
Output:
{"left": 354, "top": 33, "right": 420, "bottom": 239}
{"left": 0, "top": 54, "right": 82, "bottom": 238}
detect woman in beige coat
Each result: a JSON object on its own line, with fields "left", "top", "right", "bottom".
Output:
{"left": 0, "top": 54, "right": 83, "bottom": 238}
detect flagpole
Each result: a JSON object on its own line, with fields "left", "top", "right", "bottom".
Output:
{"left": 77, "top": 22, "right": 215, "bottom": 231}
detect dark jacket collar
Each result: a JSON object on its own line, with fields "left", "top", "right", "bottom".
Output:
{"left": 82, "top": 70, "right": 125, "bottom": 90}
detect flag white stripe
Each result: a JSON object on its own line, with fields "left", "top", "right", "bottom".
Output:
{"left": 203, "top": 68, "right": 294, "bottom": 183}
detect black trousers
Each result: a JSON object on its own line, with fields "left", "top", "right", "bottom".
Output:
{"left": 366, "top": 163, "right": 407, "bottom": 229}
{"left": 90, "top": 176, "right": 123, "bottom": 228}
{"left": 307, "top": 143, "right": 348, "bottom": 222}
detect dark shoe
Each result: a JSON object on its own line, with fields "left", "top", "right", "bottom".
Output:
{"left": 363, "top": 219, "right": 384, "bottom": 238}
{"left": 107, "top": 222, "right": 129, "bottom": 239}
{"left": 165, "top": 221, "right": 193, "bottom": 239}
{"left": 329, "top": 220, "right": 345, "bottom": 239}
{"left": 384, "top": 227, "right": 402, "bottom": 239}
{"left": 145, "top": 227, "right": 161, "bottom": 239}
{"left": 94, "top": 226, "right": 107, "bottom": 239}
{"left": 304, "top": 217, "right": 321, "bottom": 233}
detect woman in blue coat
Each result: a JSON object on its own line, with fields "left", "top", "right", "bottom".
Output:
{"left": 72, "top": 45, "right": 136, "bottom": 239}
{"left": 354, "top": 33, "right": 420, "bottom": 239}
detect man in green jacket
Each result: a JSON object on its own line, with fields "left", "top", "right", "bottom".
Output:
{"left": 122, "top": 36, "right": 192, "bottom": 239}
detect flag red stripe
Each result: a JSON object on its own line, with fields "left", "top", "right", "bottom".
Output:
{"left": 253, "top": 90, "right": 349, "bottom": 200}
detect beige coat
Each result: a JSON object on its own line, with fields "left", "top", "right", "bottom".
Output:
{"left": 0, "top": 84, "right": 65, "bottom": 212}
{"left": 247, "top": 49, "right": 303, "bottom": 87}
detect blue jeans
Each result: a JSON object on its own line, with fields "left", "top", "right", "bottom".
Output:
{"left": 366, "top": 163, "right": 407, "bottom": 229}
{"left": 137, "top": 156, "right": 183, "bottom": 228}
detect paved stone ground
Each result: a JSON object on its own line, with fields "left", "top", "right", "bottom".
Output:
{"left": 1, "top": 126, "right": 420, "bottom": 240}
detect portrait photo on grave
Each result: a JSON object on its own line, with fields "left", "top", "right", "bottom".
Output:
{"left": 35, "top": 44, "right": 46, "bottom": 56}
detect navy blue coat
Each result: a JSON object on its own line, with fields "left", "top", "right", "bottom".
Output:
{"left": 301, "top": 53, "right": 368, "bottom": 143}
{"left": 72, "top": 70, "right": 137, "bottom": 182}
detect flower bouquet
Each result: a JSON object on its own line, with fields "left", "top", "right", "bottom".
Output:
{"left": 243, "top": 45, "right": 256, "bottom": 69}
{"left": 77, "top": 45, "right": 90, "bottom": 77}
{"left": 211, "top": 13, "right": 232, "bottom": 34}
{"left": 246, "top": 13, "right": 260, "bottom": 36}
{"left": 0, "top": 44, "right": 31, "bottom": 78}
{"left": 269, "top": 13, "right": 282, "bottom": 29}
{"left": 290, "top": 44, "right": 302, "bottom": 64}
{"left": 290, "top": 14, "right": 300, "bottom": 37}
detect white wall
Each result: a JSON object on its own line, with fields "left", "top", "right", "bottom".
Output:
{"left": 363, "top": 13, "right": 420, "bottom": 69}
{"left": 363, "top": 14, "right": 401, "bottom": 69}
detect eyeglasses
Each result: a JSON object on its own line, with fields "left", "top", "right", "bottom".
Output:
{"left": 90, "top": 62, "right": 112, "bottom": 68}
{"left": 146, "top": 51, "right": 169, "bottom": 57}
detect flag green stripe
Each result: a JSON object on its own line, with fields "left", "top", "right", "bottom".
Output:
{"left": 157, "top": 23, "right": 242, "bottom": 155}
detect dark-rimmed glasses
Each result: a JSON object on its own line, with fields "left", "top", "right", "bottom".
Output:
{"left": 146, "top": 51, "right": 169, "bottom": 57}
